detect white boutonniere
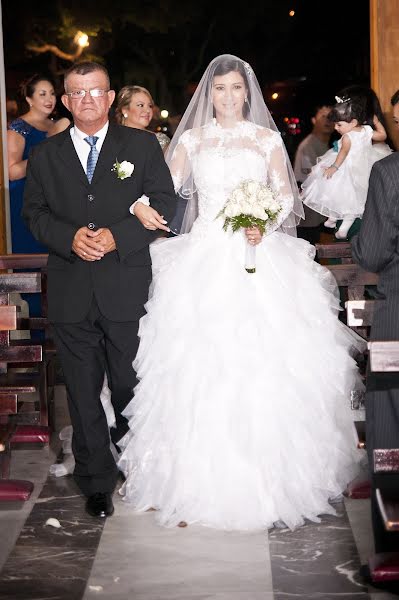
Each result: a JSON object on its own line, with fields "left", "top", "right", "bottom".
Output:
{"left": 112, "top": 159, "right": 134, "bottom": 180}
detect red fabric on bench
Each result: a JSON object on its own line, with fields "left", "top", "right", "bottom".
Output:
{"left": 369, "top": 552, "right": 399, "bottom": 582}
{"left": 344, "top": 477, "right": 371, "bottom": 499}
{"left": 11, "top": 425, "right": 50, "bottom": 444}
{"left": 0, "top": 479, "right": 34, "bottom": 501}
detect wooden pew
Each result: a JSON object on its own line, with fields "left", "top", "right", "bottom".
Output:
{"left": 0, "top": 254, "right": 55, "bottom": 428}
{"left": 0, "top": 255, "right": 52, "bottom": 502}
{"left": 315, "top": 244, "right": 376, "bottom": 499}
{"left": 315, "top": 241, "right": 353, "bottom": 264}
{"left": 364, "top": 342, "right": 399, "bottom": 582}
{"left": 0, "top": 304, "right": 35, "bottom": 501}
{"left": 316, "top": 244, "right": 399, "bottom": 581}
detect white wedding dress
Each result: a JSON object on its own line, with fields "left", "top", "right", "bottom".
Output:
{"left": 117, "top": 121, "right": 364, "bottom": 531}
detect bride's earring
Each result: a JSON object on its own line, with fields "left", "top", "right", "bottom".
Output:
{"left": 245, "top": 97, "right": 248, "bottom": 103}
{"left": 123, "top": 113, "right": 128, "bottom": 118}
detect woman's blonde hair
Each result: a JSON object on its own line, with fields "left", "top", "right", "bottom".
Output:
{"left": 115, "top": 85, "right": 154, "bottom": 124}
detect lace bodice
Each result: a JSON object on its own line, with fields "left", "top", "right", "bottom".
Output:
{"left": 169, "top": 120, "right": 295, "bottom": 235}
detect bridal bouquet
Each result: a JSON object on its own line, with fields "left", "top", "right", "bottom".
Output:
{"left": 218, "top": 179, "right": 281, "bottom": 273}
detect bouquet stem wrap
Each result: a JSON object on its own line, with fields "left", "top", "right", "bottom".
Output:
{"left": 245, "top": 240, "right": 257, "bottom": 273}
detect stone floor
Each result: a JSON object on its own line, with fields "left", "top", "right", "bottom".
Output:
{"left": 1, "top": 385, "right": 398, "bottom": 600}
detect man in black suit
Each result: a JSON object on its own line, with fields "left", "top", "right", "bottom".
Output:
{"left": 23, "top": 62, "right": 176, "bottom": 517}
{"left": 352, "top": 153, "right": 399, "bottom": 554}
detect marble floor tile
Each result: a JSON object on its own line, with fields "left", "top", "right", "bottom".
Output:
{"left": 85, "top": 593, "right": 275, "bottom": 600}
{"left": 345, "top": 497, "right": 374, "bottom": 564}
{"left": 0, "top": 476, "right": 106, "bottom": 600}
{"left": 0, "top": 384, "right": 70, "bottom": 572}
{"left": 268, "top": 502, "right": 369, "bottom": 599}
{"left": 84, "top": 507, "right": 273, "bottom": 600}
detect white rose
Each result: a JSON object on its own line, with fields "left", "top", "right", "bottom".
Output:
{"left": 240, "top": 200, "right": 253, "bottom": 215}
{"left": 253, "top": 206, "right": 268, "bottom": 220}
{"left": 269, "top": 201, "right": 280, "bottom": 212}
{"left": 259, "top": 190, "right": 273, "bottom": 203}
{"left": 233, "top": 189, "right": 246, "bottom": 203}
{"left": 260, "top": 198, "right": 271, "bottom": 209}
{"left": 246, "top": 181, "right": 259, "bottom": 196}
{"left": 119, "top": 161, "right": 134, "bottom": 179}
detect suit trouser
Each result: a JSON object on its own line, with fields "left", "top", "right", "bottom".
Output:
{"left": 366, "top": 372, "right": 399, "bottom": 552}
{"left": 51, "top": 297, "right": 139, "bottom": 496}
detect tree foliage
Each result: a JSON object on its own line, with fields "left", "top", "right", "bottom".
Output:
{"left": 2, "top": 0, "right": 369, "bottom": 115}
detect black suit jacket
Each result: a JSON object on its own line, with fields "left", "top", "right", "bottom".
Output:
{"left": 352, "top": 152, "right": 399, "bottom": 341}
{"left": 23, "top": 123, "right": 176, "bottom": 323}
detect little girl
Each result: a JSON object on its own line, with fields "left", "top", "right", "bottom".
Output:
{"left": 301, "top": 95, "right": 391, "bottom": 239}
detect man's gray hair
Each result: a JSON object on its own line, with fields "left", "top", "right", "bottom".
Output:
{"left": 64, "top": 61, "right": 110, "bottom": 91}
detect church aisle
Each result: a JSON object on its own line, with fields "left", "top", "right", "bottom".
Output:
{"left": 0, "top": 385, "right": 398, "bottom": 599}
{"left": 83, "top": 492, "right": 274, "bottom": 599}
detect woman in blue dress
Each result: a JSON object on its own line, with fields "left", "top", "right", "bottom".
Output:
{"left": 7, "top": 73, "right": 69, "bottom": 253}
{"left": 7, "top": 74, "right": 69, "bottom": 317}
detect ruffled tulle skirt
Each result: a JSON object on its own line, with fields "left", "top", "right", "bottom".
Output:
{"left": 118, "top": 224, "right": 364, "bottom": 531}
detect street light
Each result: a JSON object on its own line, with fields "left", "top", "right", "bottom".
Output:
{"left": 160, "top": 109, "right": 169, "bottom": 119}
{"left": 74, "top": 31, "right": 89, "bottom": 49}
{"left": 27, "top": 30, "right": 89, "bottom": 62}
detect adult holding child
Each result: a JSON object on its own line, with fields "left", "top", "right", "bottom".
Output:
{"left": 301, "top": 95, "right": 391, "bottom": 240}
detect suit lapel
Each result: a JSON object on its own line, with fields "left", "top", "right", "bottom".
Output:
{"left": 91, "top": 123, "right": 126, "bottom": 186}
{"left": 56, "top": 127, "right": 88, "bottom": 186}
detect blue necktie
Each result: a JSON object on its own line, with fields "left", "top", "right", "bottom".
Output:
{"left": 84, "top": 136, "right": 99, "bottom": 184}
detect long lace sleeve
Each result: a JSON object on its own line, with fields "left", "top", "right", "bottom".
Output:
{"left": 260, "top": 130, "right": 301, "bottom": 235}
{"left": 167, "top": 130, "right": 194, "bottom": 193}
{"left": 168, "top": 142, "right": 186, "bottom": 192}
{"left": 166, "top": 129, "right": 202, "bottom": 233}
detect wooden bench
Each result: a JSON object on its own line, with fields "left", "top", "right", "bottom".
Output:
{"left": 315, "top": 241, "right": 353, "bottom": 264}
{"left": 317, "top": 245, "right": 399, "bottom": 581}
{"left": 315, "top": 244, "right": 377, "bottom": 499}
{"left": 0, "top": 303, "right": 37, "bottom": 502}
{"left": 0, "top": 254, "right": 53, "bottom": 502}
{"left": 366, "top": 343, "right": 399, "bottom": 582}
{"left": 0, "top": 254, "right": 55, "bottom": 428}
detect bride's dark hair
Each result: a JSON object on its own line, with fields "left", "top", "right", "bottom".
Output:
{"left": 211, "top": 57, "right": 251, "bottom": 117}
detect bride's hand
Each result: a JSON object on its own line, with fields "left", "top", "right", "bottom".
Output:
{"left": 134, "top": 204, "right": 170, "bottom": 232}
{"left": 245, "top": 226, "right": 262, "bottom": 245}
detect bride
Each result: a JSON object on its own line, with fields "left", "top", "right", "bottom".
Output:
{"left": 117, "top": 54, "right": 364, "bottom": 531}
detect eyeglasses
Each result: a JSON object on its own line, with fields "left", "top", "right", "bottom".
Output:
{"left": 65, "top": 88, "right": 110, "bottom": 99}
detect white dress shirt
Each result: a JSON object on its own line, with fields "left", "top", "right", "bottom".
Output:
{"left": 70, "top": 121, "right": 109, "bottom": 174}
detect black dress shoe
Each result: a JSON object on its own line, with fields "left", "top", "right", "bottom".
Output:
{"left": 86, "top": 492, "right": 114, "bottom": 518}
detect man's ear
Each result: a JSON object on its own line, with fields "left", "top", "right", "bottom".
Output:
{"left": 61, "top": 94, "right": 70, "bottom": 112}
{"left": 108, "top": 90, "right": 116, "bottom": 107}
{"left": 311, "top": 117, "right": 316, "bottom": 126}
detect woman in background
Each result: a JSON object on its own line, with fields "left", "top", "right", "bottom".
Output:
{"left": 7, "top": 74, "right": 69, "bottom": 320}
{"left": 7, "top": 73, "right": 69, "bottom": 254}
{"left": 115, "top": 85, "right": 170, "bottom": 152}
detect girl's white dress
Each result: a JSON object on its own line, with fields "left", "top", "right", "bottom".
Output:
{"left": 301, "top": 125, "right": 391, "bottom": 219}
{"left": 117, "top": 121, "right": 364, "bottom": 531}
